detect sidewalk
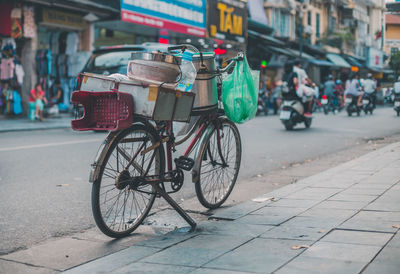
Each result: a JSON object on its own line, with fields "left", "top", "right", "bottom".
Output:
{"left": 2, "top": 142, "right": 400, "bottom": 274}
{"left": 0, "top": 114, "right": 71, "bottom": 132}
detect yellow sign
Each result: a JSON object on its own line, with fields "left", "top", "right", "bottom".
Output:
{"left": 217, "top": 3, "right": 243, "bottom": 36}
{"left": 42, "top": 8, "right": 87, "bottom": 29}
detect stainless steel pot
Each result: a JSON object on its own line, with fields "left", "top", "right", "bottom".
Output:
{"left": 191, "top": 53, "right": 218, "bottom": 114}
{"left": 127, "top": 52, "right": 181, "bottom": 83}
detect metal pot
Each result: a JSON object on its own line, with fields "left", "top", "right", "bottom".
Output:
{"left": 191, "top": 53, "right": 218, "bottom": 114}
{"left": 127, "top": 52, "right": 181, "bottom": 83}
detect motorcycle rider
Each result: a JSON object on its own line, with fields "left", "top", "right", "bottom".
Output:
{"left": 323, "top": 75, "right": 336, "bottom": 107}
{"left": 293, "top": 59, "right": 314, "bottom": 117}
{"left": 363, "top": 73, "right": 377, "bottom": 108}
{"left": 345, "top": 74, "right": 363, "bottom": 106}
{"left": 335, "top": 79, "right": 344, "bottom": 108}
{"left": 395, "top": 76, "right": 400, "bottom": 94}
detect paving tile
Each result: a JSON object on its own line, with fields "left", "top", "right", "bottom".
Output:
{"left": 140, "top": 246, "right": 222, "bottom": 268}
{"left": 339, "top": 219, "right": 399, "bottom": 233}
{"left": 350, "top": 183, "right": 393, "bottom": 189}
{"left": 348, "top": 210, "right": 400, "bottom": 222}
{"left": 177, "top": 234, "right": 252, "bottom": 250}
{"left": 260, "top": 224, "right": 329, "bottom": 242}
{"left": 300, "top": 242, "right": 381, "bottom": 262}
{"left": 204, "top": 238, "right": 311, "bottom": 273}
{"left": 141, "top": 234, "right": 251, "bottom": 267}
{"left": 111, "top": 262, "right": 195, "bottom": 274}
{"left": 320, "top": 229, "right": 393, "bottom": 246}
{"left": 328, "top": 193, "right": 378, "bottom": 203}
{"left": 235, "top": 207, "right": 308, "bottom": 226}
{"left": 369, "top": 246, "right": 400, "bottom": 265}
{"left": 386, "top": 232, "right": 400, "bottom": 248}
{"left": 282, "top": 216, "right": 342, "bottom": 230}
{"left": 267, "top": 199, "right": 321, "bottom": 209}
{"left": 312, "top": 200, "right": 368, "bottom": 210}
{"left": 338, "top": 210, "right": 400, "bottom": 233}
{"left": 191, "top": 268, "right": 252, "bottom": 274}
{"left": 340, "top": 187, "right": 387, "bottom": 196}
{"left": 198, "top": 220, "right": 273, "bottom": 238}
{"left": 299, "top": 208, "right": 357, "bottom": 220}
{"left": 134, "top": 230, "right": 199, "bottom": 249}
{"left": 0, "top": 259, "right": 55, "bottom": 274}
{"left": 284, "top": 187, "right": 341, "bottom": 201}
{"left": 363, "top": 262, "right": 400, "bottom": 274}
{"left": 211, "top": 201, "right": 267, "bottom": 220}
{"left": 2, "top": 238, "right": 134, "bottom": 271}
{"left": 275, "top": 256, "right": 366, "bottom": 274}
{"left": 62, "top": 246, "right": 160, "bottom": 274}
{"left": 364, "top": 202, "right": 400, "bottom": 212}
{"left": 235, "top": 214, "right": 293, "bottom": 226}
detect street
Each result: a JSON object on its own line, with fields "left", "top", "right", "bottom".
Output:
{"left": 0, "top": 107, "right": 399, "bottom": 255}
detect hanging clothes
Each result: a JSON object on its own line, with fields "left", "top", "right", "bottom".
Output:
{"left": 12, "top": 90, "right": 22, "bottom": 115}
{"left": 15, "top": 64, "right": 24, "bottom": 85}
{"left": 0, "top": 58, "right": 15, "bottom": 80}
{"left": 23, "top": 6, "right": 35, "bottom": 38}
{"left": 50, "top": 32, "right": 60, "bottom": 54}
{"left": 65, "top": 32, "right": 78, "bottom": 55}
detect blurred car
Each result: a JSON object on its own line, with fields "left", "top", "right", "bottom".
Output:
{"left": 81, "top": 42, "right": 174, "bottom": 75}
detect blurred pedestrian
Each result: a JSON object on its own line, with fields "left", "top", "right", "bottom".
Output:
{"left": 29, "top": 83, "right": 47, "bottom": 121}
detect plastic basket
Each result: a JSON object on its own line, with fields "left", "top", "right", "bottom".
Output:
{"left": 71, "top": 91, "right": 134, "bottom": 131}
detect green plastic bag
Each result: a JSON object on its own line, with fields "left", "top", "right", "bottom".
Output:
{"left": 222, "top": 56, "right": 259, "bottom": 124}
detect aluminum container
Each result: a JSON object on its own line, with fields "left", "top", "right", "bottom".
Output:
{"left": 127, "top": 52, "right": 181, "bottom": 83}
{"left": 191, "top": 52, "right": 218, "bottom": 114}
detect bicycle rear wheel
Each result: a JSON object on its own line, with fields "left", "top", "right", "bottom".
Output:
{"left": 195, "top": 118, "right": 241, "bottom": 209}
{"left": 92, "top": 123, "right": 164, "bottom": 238}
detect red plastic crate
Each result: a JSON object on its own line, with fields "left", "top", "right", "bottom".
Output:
{"left": 71, "top": 91, "right": 134, "bottom": 131}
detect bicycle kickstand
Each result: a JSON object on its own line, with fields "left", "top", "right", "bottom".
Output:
{"left": 153, "top": 183, "right": 197, "bottom": 232}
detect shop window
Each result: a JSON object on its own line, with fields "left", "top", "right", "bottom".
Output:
{"left": 105, "top": 29, "right": 114, "bottom": 38}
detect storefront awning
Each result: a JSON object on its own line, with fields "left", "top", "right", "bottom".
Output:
{"left": 326, "top": 53, "right": 351, "bottom": 68}
{"left": 266, "top": 46, "right": 294, "bottom": 57}
{"left": 287, "top": 49, "right": 315, "bottom": 60}
{"left": 248, "top": 30, "right": 285, "bottom": 46}
{"left": 308, "top": 59, "right": 334, "bottom": 66}
{"left": 344, "top": 55, "right": 364, "bottom": 68}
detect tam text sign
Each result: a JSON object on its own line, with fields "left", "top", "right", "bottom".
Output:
{"left": 208, "top": 0, "right": 247, "bottom": 43}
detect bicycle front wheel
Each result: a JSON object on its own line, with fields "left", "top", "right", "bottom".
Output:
{"left": 92, "top": 124, "right": 164, "bottom": 238}
{"left": 195, "top": 118, "right": 241, "bottom": 209}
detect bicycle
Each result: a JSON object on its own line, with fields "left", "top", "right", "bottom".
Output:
{"left": 84, "top": 50, "right": 243, "bottom": 238}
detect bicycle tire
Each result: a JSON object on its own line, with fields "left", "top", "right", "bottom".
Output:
{"left": 195, "top": 117, "right": 241, "bottom": 209}
{"left": 92, "top": 123, "right": 164, "bottom": 238}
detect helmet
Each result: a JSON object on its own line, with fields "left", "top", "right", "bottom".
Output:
{"left": 336, "top": 80, "right": 342, "bottom": 85}
{"left": 367, "top": 73, "right": 372, "bottom": 78}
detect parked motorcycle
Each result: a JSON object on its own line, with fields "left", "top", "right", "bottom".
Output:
{"left": 362, "top": 93, "right": 375, "bottom": 115}
{"left": 346, "top": 95, "right": 361, "bottom": 116}
{"left": 280, "top": 99, "right": 312, "bottom": 130}
{"left": 394, "top": 93, "right": 400, "bottom": 116}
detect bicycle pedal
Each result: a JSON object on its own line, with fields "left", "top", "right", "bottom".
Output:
{"left": 174, "top": 156, "right": 194, "bottom": 171}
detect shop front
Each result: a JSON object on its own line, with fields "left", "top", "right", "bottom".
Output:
{"left": 34, "top": 8, "right": 93, "bottom": 111}
{"left": 0, "top": 2, "right": 27, "bottom": 116}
